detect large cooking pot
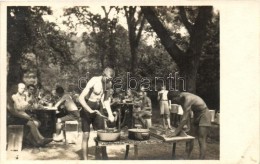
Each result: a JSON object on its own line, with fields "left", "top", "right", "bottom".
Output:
{"left": 128, "top": 128, "right": 150, "bottom": 140}
{"left": 97, "top": 128, "right": 120, "bottom": 141}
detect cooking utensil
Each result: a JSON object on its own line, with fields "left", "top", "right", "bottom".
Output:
{"left": 97, "top": 128, "right": 120, "bottom": 141}
{"left": 128, "top": 128, "right": 150, "bottom": 140}
{"left": 99, "top": 113, "right": 108, "bottom": 120}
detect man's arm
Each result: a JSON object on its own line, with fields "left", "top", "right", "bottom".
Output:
{"left": 174, "top": 97, "right": 190, "bottom": 135}
{"left": 78, "top": 77, "right": 96, "bottom": 113}
{"left": 157, "top": 91, "right": 161, "bottom": 101}
{"left": 102, "top": 83, "right": 114, "bottom": 122}
{"left": 54, "top": 95, "right": 67, "bottom": 109}
{"left": 143, "top": 98, "right": 152, "bottom": 111}
{"left": 9, "top": 96, "right": 32, "bottom": 120}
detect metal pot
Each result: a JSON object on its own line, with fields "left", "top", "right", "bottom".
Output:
{"left": 97, "top": 128, "right": 120, "bottom": 141}
{"left": 128, "top": 129, "right": 150, "bottom": 140}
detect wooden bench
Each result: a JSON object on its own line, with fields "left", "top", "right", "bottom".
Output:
{"left": 64, "top": 120, "right": 79, "bottom": 144}
{"left": 7, "top": 125, "right": 24, "bottom": 152}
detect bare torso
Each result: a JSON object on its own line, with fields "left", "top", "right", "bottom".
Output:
{"left": 88, "top": 76, "right": 104, "bottom": 102}
{"left": 63, "top": 94, "right": 78, "bottom": 111}
{"left": 87, "top": 76, "right": 112, "bottom": 103}
{"left": 180, "top": 92, "right": 208, "bottom": 113}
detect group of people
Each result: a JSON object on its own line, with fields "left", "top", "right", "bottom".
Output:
{"left": 7, "top": 83, "right": 53, "bottom": 146}
{"left": 7, "top": 67, "right": 212, "bottom": 159}
{"left": 7, "top": 81, "right": 82, "bottom": 146}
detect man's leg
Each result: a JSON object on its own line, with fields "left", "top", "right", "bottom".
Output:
{"left": 138, "top": 111, "right": 151, "bottom": 128}
{"left": 27, "top": 120, "right": 44, "bottom": 141}
{"left": 159, "top": 102, "right": 166, "bottom": 128}
{"left": 165, "top": 114, "right": 172, "bottom": 129}
{"left": 53, "top": 118, "right": 65, "bottom": 141}
{"left": 161, "top": 115, "right": 166, "bottom": 128}
{"left": 198, "top": 126, "right": 208, "bottom": 159}
{"left": 82, "top": 132, "right": 89, "bottom": 160}
{"left": 26, "top": 120, "right": 52, "bottom": 145}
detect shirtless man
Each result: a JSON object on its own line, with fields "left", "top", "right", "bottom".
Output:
{"left": 8, "top": 83, "right": 52, "bottom": 146}
{"left": 79, "top": 67, "right": 115, "bottom": 160}
{"left": 133, "top": 91, "right": 152, "bottom": 128}
{"left": 52, "top": 86, "right": 80, "bottom": 141}
{"left": 172, "top": 92, "right": 211, "bottom": 159}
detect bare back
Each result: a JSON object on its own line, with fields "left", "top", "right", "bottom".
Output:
{"left": 63, "top": 94, "right": 78, "bottom": 111}
{"left": 180, "top": 92, "right": 208, "bottom": 113}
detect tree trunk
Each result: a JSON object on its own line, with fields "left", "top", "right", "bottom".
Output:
{"left": 124, "top": 6, "right": 145, "bottom": 74}
{"left": 7, "top": 54, "right": 23, "bottom": 89}
{"left": 141, "top": 6, "right": 213, "bottom": 93}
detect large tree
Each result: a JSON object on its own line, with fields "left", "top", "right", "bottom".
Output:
{"left": 7, "top": 6, "right": 75, "bottom": 90}
{"left": 141, "top": 6, "right": 214, "bottom": 93}
{"left": 124, "top": 6, "right": 146, "bottom": 73}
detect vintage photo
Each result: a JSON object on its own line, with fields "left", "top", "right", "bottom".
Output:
{"left": 5, "top": 5, "right": 220, "bottom": 160}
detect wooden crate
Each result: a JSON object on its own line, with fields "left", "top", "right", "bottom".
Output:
{"left": 7, "top": 125, "right": 24, "bottom": 151}
{"left": 64, "top": 121, "right": 79, "bottom": 144}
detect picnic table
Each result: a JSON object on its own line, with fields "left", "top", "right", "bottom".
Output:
{"left": 29, "top": 106, "right": 57, "bottom": 138}
{"left": 94, "top": 135, "right": 163, "bottom": 159}
{"left": 94, "top": 131, "right": 195, "bottom": 160}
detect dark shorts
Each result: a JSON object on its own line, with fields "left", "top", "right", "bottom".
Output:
{"left": 60, "top": 110, "right": 80, "bottom": 122}
{"left": 80, "top": 100, "right": 104, "bottom": 132}
{"left": 7, "top": 112, "right": 29, "bottom": 125}
{"left": 193, "top": 109, "right": 211, "bottom": 127}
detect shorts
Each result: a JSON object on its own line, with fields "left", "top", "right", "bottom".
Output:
{"left": 60, "top": 110, "right": 80, "bottom": 122}
{"left": 160, "top": 101, "right": 170, "bottom": 115}
{"left": 80, "top": 100, "right": 104, "bottom": 132}
{"left": 7, "top": 111, "right": 29, "bottom": 125}
{"left": 193, "top": 109, "right": 211, "bottom": 127}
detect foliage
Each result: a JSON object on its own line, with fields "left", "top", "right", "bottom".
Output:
{"left": 7, "top": 6, "right": 77, "bottom": 91}
{"left": 7, "top": 6, "right": 219, "bottom": 110}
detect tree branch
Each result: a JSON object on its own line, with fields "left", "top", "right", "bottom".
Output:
{"left": 123, "top": 7, "right": 129, "bottom": 20}
{"left": 141, "top": 6, "right": 184, "bottom": 63}
{"left": 179, "top": 7, "right": 193, "bottom": 34}
{"left": 136, "top": 15, "right": 145, "bottom": 45}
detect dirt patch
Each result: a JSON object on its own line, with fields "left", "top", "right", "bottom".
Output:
{"left": 7, "top": 130, "right": 219, "bottom": 160}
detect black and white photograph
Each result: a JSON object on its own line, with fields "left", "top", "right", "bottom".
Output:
{"left": 0, "top": 1, "right": 259, "bottom": 163}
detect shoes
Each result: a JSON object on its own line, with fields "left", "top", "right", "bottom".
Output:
{"left": 53, "top": 133, "right": 64, "bottom": 142}
{"left": 42, "top": 138, "right": 53, "bottom": 145}
{"left": 38, "top": 138, "right": 53, "bottom": 147}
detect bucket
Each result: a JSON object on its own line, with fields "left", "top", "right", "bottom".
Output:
{"left": 209, "top": 110, "right": 215, "bottom": 122}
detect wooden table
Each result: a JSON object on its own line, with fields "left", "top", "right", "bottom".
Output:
{"left": 94, "top": 135, "right": 163, "bottom": 160}
{"left": 164, "top": 135, "right": 195, "bottom": 159}
{"left": 29, "top": 107, "right": 57, "bottom": 138}
{"left": 94, "top": 133, "right": 195, "bottom": 160}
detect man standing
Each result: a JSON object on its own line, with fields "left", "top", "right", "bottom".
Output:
{"left": 79, "top": 67, "right": 115, "bottom": 160}
{"left": 158, "top": 85, "right": 172, "bottom": 129}
{"left": 172, "top": 92, "right": 211, "bottom": 159}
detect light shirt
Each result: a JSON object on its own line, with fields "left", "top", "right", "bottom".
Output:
{"left": 158, "top": 90, "right": 168, "bottom": 100}
{"left": 12, "top": 93, "right": 30, "bottom": 111}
